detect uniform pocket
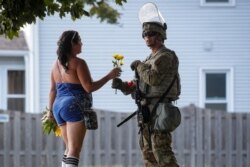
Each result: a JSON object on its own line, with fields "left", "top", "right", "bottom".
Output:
{"left": 153, "top": 103, "right": 181, "bottom": 132}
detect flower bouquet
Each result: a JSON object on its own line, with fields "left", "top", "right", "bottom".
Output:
{"left": 41, "top": 107, "right": 61, "bottom": 137}
{"left": 112, "top": 53, "right": 124, "bottom": 94}
{"left": 112, "top": 53, "right": 124, "bottom": 67}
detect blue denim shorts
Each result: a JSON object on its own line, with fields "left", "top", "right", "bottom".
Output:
{"left": 53, "top": 96, "right": 84, "bottom": 125}
{"left": 53, "top": 83, "right": 93, "bottom": 125}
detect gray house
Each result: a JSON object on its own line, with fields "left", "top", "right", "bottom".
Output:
{"left": 2, "top": 0, "right": 249, "bottom": 113}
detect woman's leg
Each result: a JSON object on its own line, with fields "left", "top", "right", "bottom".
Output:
{"left": 60, "top": 124, "right": 68, "bottom": 167}
{"left": 65, "top": 121, "right": 86, "bottom": 167}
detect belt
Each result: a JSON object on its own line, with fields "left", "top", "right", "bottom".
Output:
{"left": 147, "top": 97, "right": 173, "bottom": 104}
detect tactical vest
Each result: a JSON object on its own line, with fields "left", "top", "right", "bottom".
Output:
{"left": 138, "top": 46, "right": 181, "bottom": 100}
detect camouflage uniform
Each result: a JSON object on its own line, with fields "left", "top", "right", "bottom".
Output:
{"left": 116, "top": 46, "right": 181, "bottom": 167}
{"left": 137, "top": 46, "right": 180, "bottom": 167}
{"left": 140, "top": 124, "right": 178, "bottom": 167}
{"left": 113, "top": 3, "right": 181, "bottom": 166}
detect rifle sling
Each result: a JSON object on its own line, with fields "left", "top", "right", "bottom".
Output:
{"left": 151, "top": 74, "right": 177, "bottom": 112}
{"left": 117, "top": 74, "right": 177, "bottom": 127}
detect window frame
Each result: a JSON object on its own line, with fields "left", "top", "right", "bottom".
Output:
{"left": 199, "top": 67, "right": 234, "bottom": 111}
{"left": 200, "top": 0, "right": 236, "bottom": 7}
{"left": 0, "top": 65, "right": 26, "bottom": 112}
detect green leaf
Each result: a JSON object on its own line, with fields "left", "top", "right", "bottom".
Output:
{"left": 0, "top": 0, "right": 127, "bottom": 39}
{"left": 115, "top": 0, "right": 127, "bottom": 5}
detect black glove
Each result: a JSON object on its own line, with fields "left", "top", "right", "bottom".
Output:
{"left": 130, "top": 60, "right": 141, "bottom": 71}
{"left": 112, "top": 78, "right": 123, "bottom": 90}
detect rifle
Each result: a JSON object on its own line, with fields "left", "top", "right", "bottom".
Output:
{"left": 117, "top": 70, "right": 149, "bottom": 127}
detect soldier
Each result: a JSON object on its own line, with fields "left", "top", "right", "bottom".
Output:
{"left": 112, "top": 3, "right": 181, "bottom": 167}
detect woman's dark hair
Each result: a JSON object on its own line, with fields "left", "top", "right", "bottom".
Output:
{"left": 56, "top": 30, "right": 80, "bottom": 71}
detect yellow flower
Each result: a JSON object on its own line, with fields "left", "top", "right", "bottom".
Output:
{"left": 116, "top": 54, "right": 124, "bottom": 60}
{"left": 54, "top": 126, "right": 62, "bottom": 137}
{"left": 112, "top": 53, "right": 124, "bottom": 68}
{"left": 112, "top": 53, "right": 119, "bottom": 59}
{"left": 41, "top": 107, "right": 61, "bottom": 137}
{"left": 119, "top": 60, "right": 124, "bottom": 66}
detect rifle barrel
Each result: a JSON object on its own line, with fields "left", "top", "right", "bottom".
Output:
{"left": 117, "top": 111, "right": 137, "bottom": 127}
{"left": 117, "top": 69, "right": 140, "bottom": 128}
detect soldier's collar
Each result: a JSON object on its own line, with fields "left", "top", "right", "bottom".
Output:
{"left": 152, "top": 45, "right": 166, "bottom": 57}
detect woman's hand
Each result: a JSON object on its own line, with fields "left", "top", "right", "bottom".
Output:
{"left": 46, "top": 110, "right": 55, "bottom": 121}
{"left": 108, "top": 67, "right": 122, "bottom": 79}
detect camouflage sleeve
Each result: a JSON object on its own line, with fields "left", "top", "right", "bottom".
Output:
{"left": 120, "top": 81, "right": 136, "bottom": 95}
{"left": 136, "top": 53, "right": 174, "bottom": 86}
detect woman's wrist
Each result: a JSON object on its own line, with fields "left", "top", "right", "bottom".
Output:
{"left": 46, "top": 106, "right": 53, "bottom": 113}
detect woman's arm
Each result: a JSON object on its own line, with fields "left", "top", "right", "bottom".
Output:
{"left": 48, "top": 67, "right": 57, "bottom": 111}
{"left": 76, "top": 59, "right": 120, "bottom": 93}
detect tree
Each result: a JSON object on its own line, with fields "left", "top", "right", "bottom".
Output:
{"left": 0, "top": 0, "right": 127, "bottom": 39}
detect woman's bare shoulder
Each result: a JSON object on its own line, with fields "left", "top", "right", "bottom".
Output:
{"left": 73, "top": 57, "right": 87, "bottom": 68}
{"left": 51, "top": 60, "right": 58, "bottom": 71}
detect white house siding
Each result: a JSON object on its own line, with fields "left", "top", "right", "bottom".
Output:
{"left": 164, "top": 0, "right": 250, "bottom": 112}
{"left": 38, "top": 0, "right": 250, "bottom": 113}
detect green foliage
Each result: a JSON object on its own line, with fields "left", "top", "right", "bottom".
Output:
{"left": 0, "top": 0, "right": 127, "bottom": 39}
{"left": 41, "top": 111, "right": 57, "bottom": 135}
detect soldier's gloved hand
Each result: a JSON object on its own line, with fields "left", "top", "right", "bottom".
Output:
{"left": 130, "top": 60, "right": 141, "bottom": 71}
{"left": 112, "top": 78, "right": 123, "bottom": 90}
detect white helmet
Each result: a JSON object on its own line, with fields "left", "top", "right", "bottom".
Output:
{"left": 139, "top": 2, "right": 167, "bottom": 39}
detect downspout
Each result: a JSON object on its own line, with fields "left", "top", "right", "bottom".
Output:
{"left": 24, "top": 19, "right": 40, "bottom": 113}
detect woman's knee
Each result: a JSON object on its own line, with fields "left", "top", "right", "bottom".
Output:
{"left": 67, "top": 146, "right": 82, "bottom": 157}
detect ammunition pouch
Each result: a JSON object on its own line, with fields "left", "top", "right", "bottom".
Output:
{"left": 153, "top": 103, "right": 181, "bottom": 132}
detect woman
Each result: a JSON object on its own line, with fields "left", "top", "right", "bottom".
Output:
{"left": 47, "top": 30, "right": 121, "bottom": 167}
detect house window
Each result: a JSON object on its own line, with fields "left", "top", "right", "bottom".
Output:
{"left": 201, "top": 68, "right": 233, "bottom": 111}
{"left": 200, "top": 0, "right": 236, "bottom": 6}
{"left": 0, "top": 59, "right": 26, "bottom": 112}
{"left": 7, "top": 70, "right": 25, "bottom": 112}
